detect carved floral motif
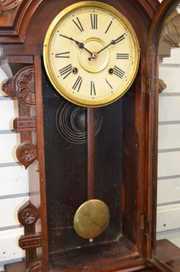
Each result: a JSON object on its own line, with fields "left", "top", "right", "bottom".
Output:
{"left": 16, "top": 142, "right": 37, "bottom": 168}
{"left": 1, "top": 65, "right": 35, "bottom": 105}
{"left": 14, "top": 66, "right": 35, "bottom": 105}
{"left": 18, "top": 201, "right": 39, "bottom": 226}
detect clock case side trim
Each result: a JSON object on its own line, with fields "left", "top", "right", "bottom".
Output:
{"left": 146, "top": 0, "right": 180, "bottom": 270}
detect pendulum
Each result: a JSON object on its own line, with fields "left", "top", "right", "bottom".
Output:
{"left": 73, "top": 109, "right": 110, "bottom": 240}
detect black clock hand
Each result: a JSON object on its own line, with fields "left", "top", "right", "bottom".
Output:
{"left": 96, "top": 33, "right": 126, "bottom": 55}
{"left": 60, "top": 34, "right": 93, "bottom": 56}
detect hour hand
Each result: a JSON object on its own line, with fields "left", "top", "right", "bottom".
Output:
{"left": 60, "top": 34, "right": 93, "bottom": 56}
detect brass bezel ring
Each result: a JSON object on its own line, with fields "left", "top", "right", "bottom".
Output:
{"left": 43, "top": 1, "right": 140, "bottom": 108}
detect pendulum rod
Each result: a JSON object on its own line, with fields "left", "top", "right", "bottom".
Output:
{"left": 87, "top": 108, "right": 96, "bottom": 200}
{"left": 73, "top": 108, "right": 110, "bottom": 241}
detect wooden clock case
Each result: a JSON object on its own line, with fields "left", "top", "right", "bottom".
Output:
{"left": 1, "top": 0, "right": 180, "bottom": 271}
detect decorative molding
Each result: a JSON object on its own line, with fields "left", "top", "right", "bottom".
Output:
{"left": 0, "top": 0, "right": 159, "bottom": 44}
{"left": 19, "top": 234, "right": 42, "bottom": 250}
{"left": 0, "top": 0, "right": 22, "bottom": 13}
{"left": 14, "top": 117, "right": 36, "bottom": 132}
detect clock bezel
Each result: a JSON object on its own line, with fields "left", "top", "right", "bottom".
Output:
{"left": 43, "top": 1, "right": 141, "bottom": 108}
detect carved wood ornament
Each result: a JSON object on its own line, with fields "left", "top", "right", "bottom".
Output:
{"left": 2, "top": 65, "right": 37, "bottom": 167}
{"left": 18, "top": 201, "right": 41, "bottom": 268}
{"left": 2, "top": 63, "right": 39, "bottom": 269}
{"left": 0, "top": 0, "right": 22, "bottom": 13}
{"left": 1, "top": 0, "right": 180, "bottom": 271}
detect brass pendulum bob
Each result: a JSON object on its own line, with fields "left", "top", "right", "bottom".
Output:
{"left": 73, "top": 199, "right": 110, "bottom": 240}
{"left": 73, "top": 109, "right": 110, "bottom": 240}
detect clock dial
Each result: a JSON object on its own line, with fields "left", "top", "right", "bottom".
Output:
{"left": 43, "top": 1, "right": 140, "bottom": 107}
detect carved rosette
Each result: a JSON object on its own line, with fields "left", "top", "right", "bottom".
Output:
{"left": 18, "top": 201, "right": 39, "bottom": 226}
{"left": 16, "top": 142, "right": 37, "bottom": 168}
{"left": 0, "top": 0, "right": 22, "bottom": 13}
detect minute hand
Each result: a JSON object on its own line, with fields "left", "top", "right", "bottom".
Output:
{"left": 97, "top": 33, "right": 126, "bottom": 55}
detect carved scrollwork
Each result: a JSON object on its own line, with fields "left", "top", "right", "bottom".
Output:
{"left": 1, "top": 65, "right": 35, "bottom": 105}
{"left": 18, "top": 201, "right": 39, "bottom": 226}
{"left": 16, "top": 142, "right": 37, "bottom": 168}
{"left": 14, "top": 66, "right": 35, "bottom": 105}
{"left": 0, "top": 0, "right": 22, "bottom": 13}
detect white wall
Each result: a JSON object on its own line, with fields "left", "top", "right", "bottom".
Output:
{"left": 157, "top": 48, "right": 180, "bottom": 245}
{"left": 0, "top": 68, "right": 27, "bottom": 269}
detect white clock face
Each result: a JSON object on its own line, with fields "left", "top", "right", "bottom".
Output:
{"left": 43, "top": 1, "right": 140, "bottom": 107}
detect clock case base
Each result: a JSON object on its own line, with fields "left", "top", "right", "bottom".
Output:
{"left": 5, "top": 240, "right": 180, "bottom": 272}
{"left": 1, "top": 0, "right": 179, "bottom": 271}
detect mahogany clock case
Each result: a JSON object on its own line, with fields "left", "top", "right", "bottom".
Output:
{"left": 0, "top": 0, "right": 171, "bottom": 271}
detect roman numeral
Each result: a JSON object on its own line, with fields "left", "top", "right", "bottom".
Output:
{"left": 90, "top": 81, "right": 96, "bottom": 96}
{"left": 59, "top": 64, "right": 72, "bottom": 79}
{"left": 55, "top": 51, "right": 70, "bottom": 58}
{"left": 105, "top": 79, "right": 113, "bottom": 89}
{"left": 113, "top": 66, "right": 125, "bottom": 79}
{"left": 105, "top": 20, "right": 113, "bottom": 34}
{"left": 90, "top": 14, "right": 98, "bottom": 29}
{"left": 72, "top": 76, "right": 83, "bottom": 92}
{"left": 72, "top": 17, "right": 84, "bottom": 32}
{"left": 116, "top": 53, "right": 129, "bottom": 60}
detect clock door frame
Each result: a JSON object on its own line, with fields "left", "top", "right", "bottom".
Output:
{"left": 147, "top": 0, "right": 180, "bottom": 270}
{"left": 0, "top": 0, "right": 162, "bottom": 271}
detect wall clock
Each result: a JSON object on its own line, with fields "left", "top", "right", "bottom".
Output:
{"left": 2, "top": 0, "right": 180, "bottom": 272}
{"left": 43, "top": 1, "right": 140, "bottom": 107}
{"left": 42, "top": 1, "right": 140, "bottom": 242}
